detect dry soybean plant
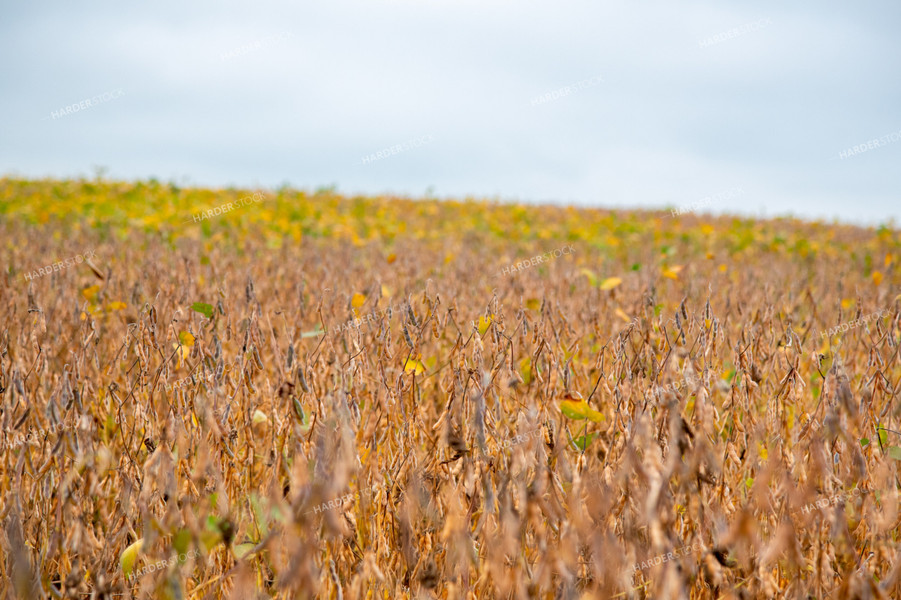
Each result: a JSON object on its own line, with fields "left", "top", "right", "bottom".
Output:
{"left": 0, "top": 177, "right": 900, "bottom": 599}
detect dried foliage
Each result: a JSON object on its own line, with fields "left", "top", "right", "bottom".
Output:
{"left": 1, "top": 177, "right": 900, "bottom": 599}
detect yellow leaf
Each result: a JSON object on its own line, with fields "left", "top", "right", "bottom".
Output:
{"left": 873, "top": 271, "right": 884, "bottom": 285}
{"left": 120, "top": 538, "right": 144, "bottom": 578}
{"left": 444, "top": 253, "right": 455, "bottom": 264}
{"left": 662, "top": 265, "right": 683, "bottom": 280}
{"left": 386, "top": 253, "right": 397, "bottom": 264}
{"left": 107, "top": 301, "right": 127, "bottom": 311}
{"left": 477, "top": 315, "right": 492, "bottom": 336}
{"left": 718, "top": 264, "right": 727, "bottom": 272}
{"left": 600, "top": 277, "right": 622, "bottom": 291}
{"left": 82, "top": 284, "right": 100, "bottom": 301}
{"left": 519, "top": 357, "right": 533, "bottom": 385}
{"left": 404, "top": 358, "right": 425, "bottom": 375}
{"left": 559, "top": 400, "right": 604, "bottom": 423}
{"left": 614, "top": 308, "right": 633, "bottom": 323}
{"left": 525, "top": 298, "right": 541, "bottom": 311}
{"left": 580, "top": 269, "right": 599, "bottom": 288}
{"left": 351, "top": 293, "right": 366, "bottom": 309}
{"left": 179, "top": 331, "right": 195, "bottom": 347}
{"left": 252, "top": 409, "right": 269, "bottom": 425}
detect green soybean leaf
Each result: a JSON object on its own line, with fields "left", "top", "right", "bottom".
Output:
{"left": 571, "top": 432, "right": 598, "bottom": 451}
{"left": 234, "top": 542, "right": 258, "bottom": 559}
{"left": 191, "top": 302, "right": 214, "bottom": 318}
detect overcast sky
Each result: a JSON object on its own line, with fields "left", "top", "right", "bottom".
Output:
{"left": 1, "top": 0, "right": 899, "bottom": 224}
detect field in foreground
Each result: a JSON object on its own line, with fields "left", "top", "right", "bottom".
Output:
{"left": 1, "top": 177, "right": 900, "bottom": 599}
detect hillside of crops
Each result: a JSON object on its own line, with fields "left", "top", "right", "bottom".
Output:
{"left": 1, "top": 176, "right": 900, "bottom": 599}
